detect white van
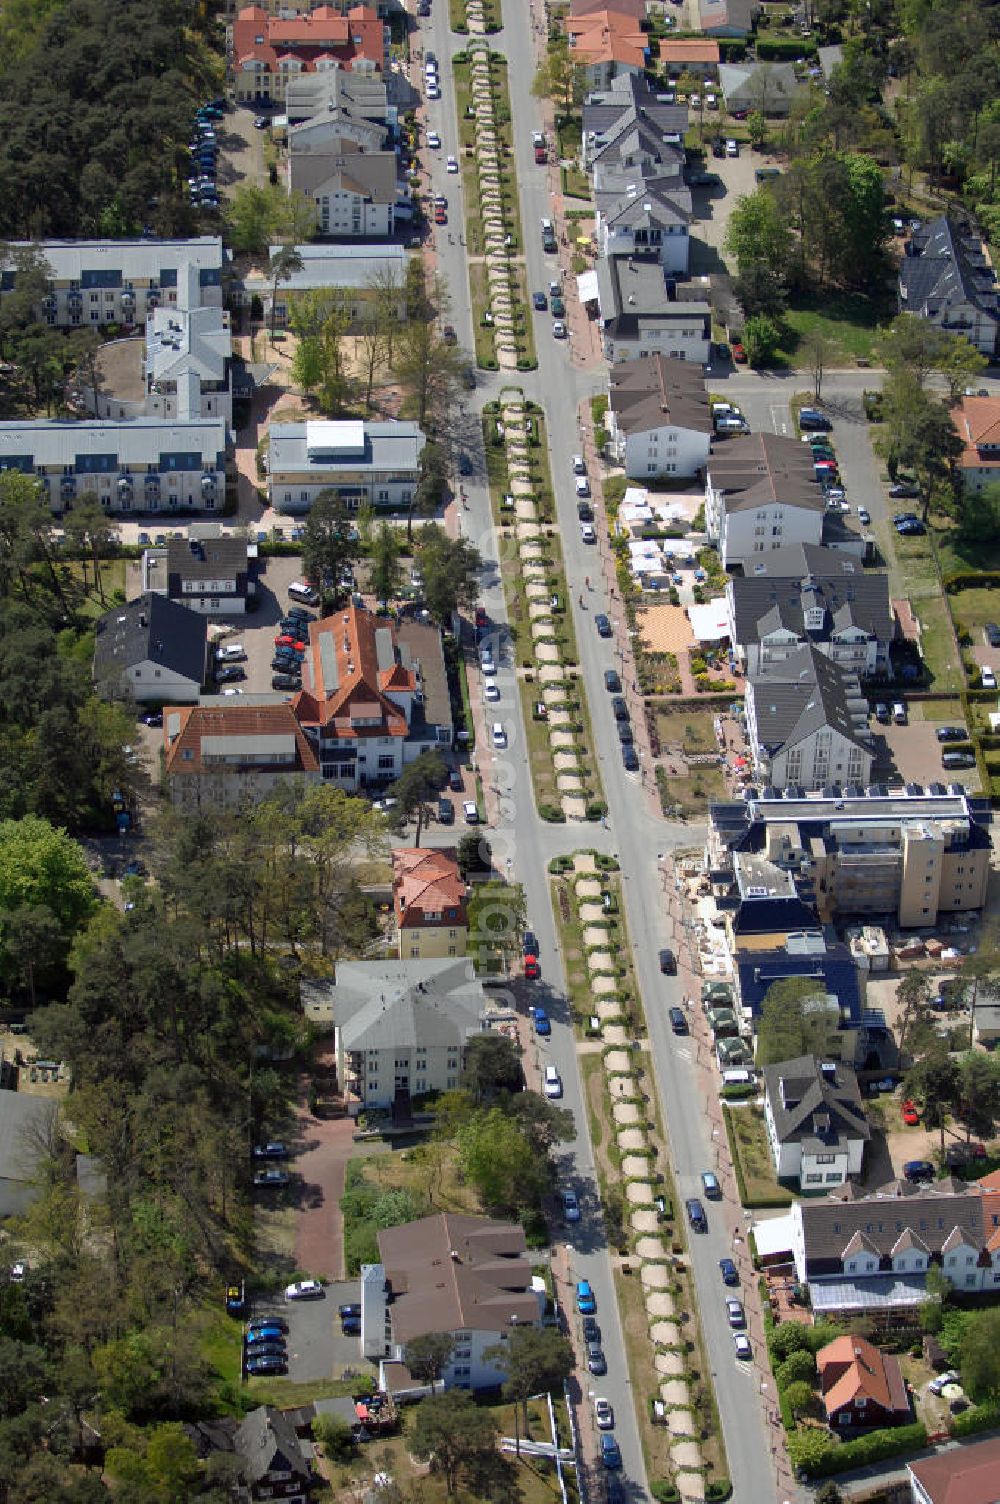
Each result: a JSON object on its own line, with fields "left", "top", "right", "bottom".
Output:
{"left": 544, "top": 1065, "right": 563, "bottom": 1099}
{"left": 722, "top": 1068, "right": 755, "bottom": 1089}
{"left": 288, "top": 580, "right": 319, "bottom": 604}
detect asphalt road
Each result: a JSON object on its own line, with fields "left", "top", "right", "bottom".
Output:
{"left": 423, "top": 7, "right": 801, "bottom": 1495}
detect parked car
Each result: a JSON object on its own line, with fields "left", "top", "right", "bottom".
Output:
{"left": 936, "top": 725, "right": 968, "bottom": 742}
{"left": 582, "top": 1315, "right": 601, "bottom": 1343}
{"left": 253, "top": 1142, "right": 288, "bottom": 1159}
{"left": 600, "top": 1436, "right": 622, "bottom": 1470}
{"left": 437, "top": 797, "right": 455, "bottom": 824}
{"left": 285, "top": 1280, "right": 324, "bottom": 1299}
{"left": 543, "top": 1065, "right": 562, "bottom": 1099}
{"left": 553, "top": 321, "right": 567, "bottom": 339}
{"left": 246, "top": 1354, "right": 287, "bottom": 1375}
{"left": 532, "top": 291, "right": 547, "bottom": 311}
{"left": 701, "top": 1171, "right": 721, "bottom": 1199}
{"left": 985, "top": 622, "right": 1000, "bottom": 648}
{"left": 901, "top": 1100, "right": 920, "bottom": 1126}
{"left": 611, "top": 697, "right": 629, "bottom": 722}
{"left": 903, "top": 1160, "right": 935, "bottom": 1184}
{"left": 604, "top": 669, "right": 622, "bottom": 693}
{"left": 587, "top": 1343, "right": 607, "bottom": 1375}
{"left": 215, "top": 664, "right": 245, "bottom": 683}
{"left": 272, "top": 674, "right": 302, "bottom": 691}
{"left": 245, "top": 1328, "right": 286, "bottom": 1348}
{"left": 576, "top": 1280, "right": 596, "bottom": 1313}
{"left": 686, "top": 1197, "right": 707, "bottom": 1231}
{"left": 928, "top": 1370, "right": 960, "bottom": 1397}
{"left": 658, "top": 948, "right": 676, "bottom": 975}
{"left": 943, "top": 750, "right": 976, "bottom": 769}
{"left": 982, "top": 666, "right": 998, "bottom": 689}
{"left": 622, "top": 746, "right": 640, "bottom": 771}
{"left": 733, "top": 1333, "right": 752, "bottom": 1360}
{"left": 719, "top": 1257, "right": 738, "bottom": 1285}
{"left": 874, "top": 702, "right": 891, "bottom": 724}
{"left": 563, "top": 1190, "right": 581, "bottom": 1222}
{"left": 523, "top": 930, "right": 540, "bottom": 957}
{"left": 532, "top": 1006, "right": 550, "bottom": 1035}
{"left": 253, "top": 1168, "right": 289, "bottom": 1188}
{"left": 524, "top": 956, "right": 541, "bottom": 981}
{"left": 463, "top": 801, "right": 480, "bottom": 824}
{"left": 215, "top": 642, "right": 246, "bottom": 662}
{"left": 889, "top": 481, "right": 920, "bottom": 498}
{"left": 595, "top": 613, "right": 612, "bottom": 638}
{"left": 726, "top": 1298, "right": 746, "bottom": 1328}
{"left": 594, "top": 1398, "right": 614, "bottom": 1429}
{"left": 580, "top": 523, "right": 596, "bottom": 543}
{"left": 247, "top": 1315, "right": 288, "bottom": 1334}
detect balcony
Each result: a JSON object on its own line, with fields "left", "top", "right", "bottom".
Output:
{"left": 60, "top": 477, "right": 77, "bottom": 499}
{"left": 117, "top": 475, "right": 134, "bottom": 499}
{"left": 200, "top": 472, "right": 217, "bottom": 494}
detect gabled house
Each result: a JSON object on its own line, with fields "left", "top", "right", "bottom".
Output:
{"left": 240, "top": 244, "right": 407, "bottom": 330}
{"left": 324, "top": 956, "right": 489, "bottom": 1111}
{"left": 595, "top": 253, "right": 710, "bottom": 365}
{"left": 745, "top": 643, "right": 874, "bottom": 791}
{"left": 291, "top": 603, "right": 450, "bottom": 789}
{"left": 698, "top": 0, "right": 759, "bottom": 35}
{"left": 594, "top": 171, "right": 692, "bottom": 275}
{"left": 659, "top": 39, "right": 720, "bottom": 76}
{"left": 816, "top": 1335, "right": 910, "bottom": 1432}
{"left": 718, "top": 60, "right": 803, "bottom": 113}
{"left": 288, "top": 130, "right": 401, "bottom": 238}
{"left": 951, "top": 393, "right": 1000, "bottom": 494}
{"left": 565, "top": 8, "right": 650, "bottom": 87}
{"left": 163, "top": 704, "right": 321, "bottom": 810}
{"left": 167, "top": 534, "right": 251, "bottom": 615}
{"left": 284, "top": 66, "right": 395, "bottom": 128}
{"left": 899, "top": 217, "right": 1000, "bottom": 357}
{"left": 93, "top": 593, "right": 206, "bottom": 704}
{"left": 582, "top": 74, "right": 688, "bottom": 173}
{"left": 704, "top": 434, "right": 866, "bottom": 572}
{"left": 727, "top": 543, "right": 894, "bottom": 676}
{"left": 909, "top": 1434, "right": 1000, "bottom": 1504}
{"left": 791, "top": 1176, "right": 1000, "bottom": 1319}
{"left": 371, "top": 1212, "right": 545, "bottom": 1388}
{"left": 233, "top": 1405, "right": 314, "bottom": 1502}
{"left": 232, "top": 4, "right": 388, "bottom": 105}
{"left": 393, "top": 847, "right": 468, "bottom": 959}
{"left": 606, "top": 353, "right": 711, "bottom": 477}
{"left": 762, "top": 1054, "right": 869, "bottom": 1190}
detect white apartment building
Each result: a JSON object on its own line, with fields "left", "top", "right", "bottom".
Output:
{"left": 0, "top": 238, "right": 225, "bottom": 329}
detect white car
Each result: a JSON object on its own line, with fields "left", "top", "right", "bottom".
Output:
{"left": 581, "top": 523, "right": 597, "bottom": 543}
{"left": 594, "top": 1398, "right": 614, "bottom": 1429}
{"left": 427, "top": 130, "right": 441, "bottom": 149}
{"left": 481, "top": 659, "right": 498, "bottom": 677}
{"left": 285, "top": 1279, "right": 324, "bottom": 1300}
{"left": 983, "top": 667, "right": 998, "bottom": 690}
{"left": 463, "top": 800, "right": 480, "bottom": 824}
{"left": 733, "top": 1333, "right": 752, "bottom": 1360}
{"left": 690, "top": 92, "right": 700, "bottom": 107}
{"left": 446, "top": 155, "right": 459, "bottom": 173}
{"left": 221, "top": 687, "right": 244, "bottom": 696}
{"left": 427, "top": 82, "right": 441, "bottom": 99}
{"left": 543, "top": 1065, "right": 563, "bottom": 1099}
{"left": 492, "top": 722, "right": 507, "bottom": 748}
{"left": 928, "top": 1369, "right": 960, "bottom": 1397}
{"left": 215, "top": 643, "right": 246, "bottom": 661}
{"left": 572, "top": 454, "right": 586, "bottom": 475}
{"left": 726, "top": 138, "right": 739, "bottom": 157}
{"left": 485, "top": 682, "right": 501, "bottom": 703}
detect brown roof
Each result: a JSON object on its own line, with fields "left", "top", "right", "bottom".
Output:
{"left": 799, "top": 1177, "right": 986, "bottom": 1268}
{"left": 708, "top": 433, "right": 827, "bottom": 513}
{"left": 293, "top": 604, "right": 411, "bottom": 738}
{"left": 608, "top": 353, "right": 712, "bottom": 438}
{"left": 571, "top": 0, "right": 645, "bottom": 17}
{"left": 909, "top": 1435, "right": 1000, "bottom": 1504}
{"left": 378, "top": 1213, "right": 539, "bottom": 1342}
{"left": 817, "top": 1335, "right": 909, "bottom": 1419}
{"left": 659, "top": 39, "right": 721, "bottom": 62}
{"left": 392, "top": 848, "right": 466, "bottom": 930}
{"left": 163, "top": 703, "right": 319, "bottom": 776}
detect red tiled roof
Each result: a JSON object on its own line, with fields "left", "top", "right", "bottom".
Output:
{"left": 659, "top": 38, "right": 721, "bottom": 62}
{"left": 234, "top": 4, "right": 384, "bottom": 74}
{"left": 953, "top": 395, "right": 1000, "bottom": 472}
{"left": 163, "top": 703, "right": 320, "bottom": 776}
{"left": 392, "top": 848, "right": 467, "bottom": 929}
{"left": 292, "top": 604, "right": 412, "bottom": 739}
{"left": 565, "top": 8, "right": 647, "bottom": 67}
{"left": 817, "top": 1335, "right": 909, "bottom": 1420}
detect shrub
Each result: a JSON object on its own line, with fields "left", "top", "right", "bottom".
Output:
{"left": 951, "top": 1401, "right": 1000, "bottom": 1438}
{"left": 795, "top": 1422, "right": 928, "bottom": 1479}
{"left": 776, "top": 1349, "right": 816, "bottom": 1389}
{"left": 651, "top": 1483, "right": 680, "bottom": 1504}
{"left": 769, "top": 1323, "right": 813, "bottom": 1362}
{"left": 705, "top": 1484, "right": 732, "bottom": 1502}
{"left": 757, "top": 35, "right": 817, "bottom": 58}
{"left": 785, "top": 1380, "right": 817, "bottom": 1419}
{"left": 538, "top": 802, "right": 566, "bottom": 823}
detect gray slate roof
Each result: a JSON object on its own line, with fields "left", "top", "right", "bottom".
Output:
{"left": 763, "top": 1054, "right": 869, "bottom": 1148}
{"left": 597, "top": 175, "right": 692, "bottom": 231}
{"left": 899, "top": 216, "right": 1000, "bottom": 327}
{"left": 799, "top": 1176, "right": 985, "bottom": 1267}
{"left": 234, "top": 1405, "right": 310, "bottom": 1486}
{"left": 749, "top": 643, "right": 870, "bottom": 754}
{"left": 730, "top": 553, "right": 892, "bottom": 648}
{"left": 330, "top": 957, "right": 487, "bottom": 1052}
{"left": 93, "top": 592, "right": 207, "bottom": 688}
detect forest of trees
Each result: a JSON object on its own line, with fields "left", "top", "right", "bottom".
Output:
{"left": 0, "top": 0, "right": 222, "bottom": 240}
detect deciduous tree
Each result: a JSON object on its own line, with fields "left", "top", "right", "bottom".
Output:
{"left": 403, "top": 1332, "right": 454, "bottom": 1393}
{"left": 300, "top": 491, "right": 361, "bottom": 605}
{"left": 410, "top": 1393, "right": 499, "bottom": 1496}
{"left": 417, "top": 525, "right": 482, "bottom": 625}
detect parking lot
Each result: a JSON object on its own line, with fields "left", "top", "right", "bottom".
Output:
{"left": 247, "top": 1279, "right": 368, "bottom": 1383}
{"left": 874, "top": 707, "right": 981, "bottom": 794}
{"left": 209, "top": 553, "right": 313, "bottom": 696}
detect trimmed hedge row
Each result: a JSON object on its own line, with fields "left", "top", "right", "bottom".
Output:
{"left": 950, "top": 1401, "right": 1000, "bottom": 1438}
{"left": 790, "top": 1422, "right": 928, "bottom": 1479}
{"left": 945, "top": 571, "right": 1000, "bottom": 593}
{"left": 757, "top": 36, "right": 817, "bottom": 58}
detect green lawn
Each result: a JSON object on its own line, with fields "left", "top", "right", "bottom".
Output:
{"left": 936, "top": 527, "right": 1000, "bottom": 579}
{"left": 776, "top": 289, "right": 891, "bottom": 367}
{"left": 726, "top": 1105, "right": 794, "bottom": 1207}
{"left": 948, "top": 587, "right": 1000, "bottom": 643}
{"left": 654, "top": 707, "right": 719, "bottom": 755}
{"left": 913, "top": 595, "right": 963, "bottom": 694}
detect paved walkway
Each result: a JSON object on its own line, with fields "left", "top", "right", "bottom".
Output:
{"left": 292, "top": 1049, "right": 357, "bottom": 1280}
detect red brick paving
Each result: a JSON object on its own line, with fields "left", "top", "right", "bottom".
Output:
{"left": 292, "top": 1047, "right": 356, "bottom": 1280}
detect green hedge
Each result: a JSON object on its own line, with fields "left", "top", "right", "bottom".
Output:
{"left": 791, "top": 1422, "right": 928, "bottom": 1479}
{"left": 951, "top": 1401, "right": 1000, "bottom": 1437}
{"left": 718, "top": 39, "right": 746, "bottom": 60}
{"left": 945, "top": 571, "right": 1000, "bottom": 593}
{"left": 757, "top": 35, "right": 817, "bottom": 58}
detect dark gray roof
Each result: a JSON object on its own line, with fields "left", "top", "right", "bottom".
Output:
{"left": 167, "top": 536, "right": 248, "bottom": 584}
{"left": 0, "top": 1093, "right": 57, "bottom": 1218}
{"left": 709, "top": 434, "right": 826, "bottom": 513}
{"left": 597, "top": 254, "right": 711, "bottom": 340}
{"left": 598, "top": 177, "right": 692, "bottom": 231}
{"left": 730, "top": 558, "right": 892, "bottom": 648}
{"left": 763, "top": 1054, "right": 869, "bottom": 1148}
{"left": 583, "top": 73, "right": 688, "bottom": 149}
{"left": 93, "top": 593, "right": 207, "bottom": 687}
{"left": 799, "top": 1177, "right": 985, "bottom": 1268}
{"left": 900, "top": 216, "right": 1000, "bottom": 327}
{"left": 749, "top": 644, "right": 871, "bottom": 754}
{"left": 234, "top": 1405, "right": 310, "bottom": 1486}
{"left": 608, "top": 353, "right": 711, "bottom": 436}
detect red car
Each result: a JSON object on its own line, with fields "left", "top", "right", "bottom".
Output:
{"left": 475, "top": 606, "right": 488, "bottom": 628}
{"left": 731, "top": 340, "right": 746, "bottom": 363}
{"left": 902, "top": 1100, "right": 920, "bottom": 1126}
{"left": 524, "top": 956, "right": 540, "bottom": 981}
{"left": 434, "top": 207, "right": 447, "bottom": 224}
{"left": 275, "top": 635, "right": 306, "bottom": 650}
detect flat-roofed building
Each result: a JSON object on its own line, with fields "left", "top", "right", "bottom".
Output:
{"left": 267, "top": 417, "right": 423, "bottom": 512}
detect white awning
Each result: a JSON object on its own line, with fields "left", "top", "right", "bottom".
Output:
{"left": 577, "top": 270, "right": 599, "bottom": 305}
{"left": 751, "top": 1212, "right": 794, "bottom": 1260}
{"left": 687, "top": 598, "right": 730, "bottom": 642}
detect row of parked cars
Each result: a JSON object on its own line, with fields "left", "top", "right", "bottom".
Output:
{"left": 188, "top": 100, "right": 224, "bottom": 211}
{"left": 685, "top": 1190, "right": 754, "bottom": 1359}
